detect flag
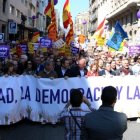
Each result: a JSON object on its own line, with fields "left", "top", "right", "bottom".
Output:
{"left": 31, "top": 32, "right": 40, "bottom": 43}
{"left": 93, "top": 18, "right": 107, "bottom": 47}
{"left": 44, "top": 2, "right": 52, "bottom": 18}
{"left": 45, "top": 0, "right": 58, "bottom": 41}
{"left": 63, "top": 0, "right": 71, "bottom": 29}
{"left": 66, "top": 19, "right": 74, "bottom": 45}
{"left": 107, "top": 21, "right": 128, "bottom": 50}
{"left": 93, "top": 18, "right": 106, "bottom": 39}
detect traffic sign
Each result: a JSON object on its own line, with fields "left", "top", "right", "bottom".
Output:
{"left": 8, "top": 21, "right": 17, "bottom": 34}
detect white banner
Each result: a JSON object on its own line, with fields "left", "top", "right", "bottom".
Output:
{"left": 0, "top": 75, "right": 140, "bottom": 125}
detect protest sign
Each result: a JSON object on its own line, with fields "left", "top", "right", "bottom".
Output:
{"left": 0, "top": 76, "right": 139, "bottom": 125}
{"left": 0, "top": 45, "right": 10, "bottom": 58}
{"left": 40, "top": 37, "right": 52, "bottom": 48}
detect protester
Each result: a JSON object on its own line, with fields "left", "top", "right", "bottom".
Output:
{"left": 4, "top": 62, "right": 17, "bottom": 76}
{"left": 69, "top": 58, "right": 88, "bottom": 77}
{"left": 54, "top": 58, "right": 71, "bottom": 78}
{"left": 38, "top": 61, "right": 58, "bottom": 78}
{"left": 116, "top": 59, "right": 133, "bottom": 75}
{"left": 86, "top": 63, "right": 99, "bottom": 76}
{"left": 99, "top": 62, "right": 116, "bottom": 76}
{"left": 81, "top": 86, "right": 127, "bottom": 140}
{"left": 59, "top": 89, "right": 93, "bottom": 140}
{"left": 23, "top": 61, "right": 35, "bottom": 75}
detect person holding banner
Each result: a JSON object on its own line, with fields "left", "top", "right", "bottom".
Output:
{"left": 81, "top": 86, "right": 127, "bottom": 140}
{"left": 23, "top": 61, "right": 35, "bottom": 75}
{"left": 68, "top": 58, "right": 88, "bottom": 77}
{"left": 54, "top": 58, "right": 71, "bottom": 78}
{"left": 4, "top": 62, "right": 17, "bottom": 76}
{"left": 116, "top": 59, "right": 133, "bottom": 76}
{"left": 86, "top": 63, "right": 99, "bottom": 77}
{"left": 38, "top": 61, "right": 58, "bottom": 78}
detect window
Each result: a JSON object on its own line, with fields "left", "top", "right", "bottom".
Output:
{"left": 16, "top": 9, "right": 20, "bottom": 18}
{"left": 2, "top": 0, "right": 7, "bottom": 13}
{"left": 130, "top": 12, "right": 133, "bottom": 24}
{"left": 10, "top": 5, "right": 15, "bottom": 15}
{"left": 2, "top": 24, "right": 6, "bottom": 35}
{"left": 25, "top": 0, "right": 28, "bottom": 6}
{"left": 129, "top": 31, "right": 132, "bottom": 36}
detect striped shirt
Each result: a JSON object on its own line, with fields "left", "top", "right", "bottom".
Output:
{"left": 60, "top": 107, "right": 89, "bottom": 140}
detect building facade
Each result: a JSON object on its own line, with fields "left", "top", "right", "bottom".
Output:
{"left": 89, "top": 0, "right": 140, "bottom": 42}
{"left": 74, "top": 11, "right": 89, "bottom": 36}
{"left": 89, "top": 0, "right": 98, "bottom": 34}
{"left": 0, "top": 0, "right": 10, "bottom": 40}
{"left": 106, "top": 0, "right": 140, "bottom": 43}
{"left": 0, "top": 0, "right": 48, "bottom": 41}
{"left": 36, "top": 0, "right": 46, "bottom": 32}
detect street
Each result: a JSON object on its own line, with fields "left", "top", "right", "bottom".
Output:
{"left": 0, "top": 120, "right": 140, "bottom": 140}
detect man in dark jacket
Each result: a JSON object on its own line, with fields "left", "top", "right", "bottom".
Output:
{"left": 81, "top": 86, "right": 127, "bottom": 140}
{"left": 68, "top": 58, "right": 88, "bottom": 77}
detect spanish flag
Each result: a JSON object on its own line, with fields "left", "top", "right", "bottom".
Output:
{"left": 63, "top": 0, "right": 71, "bottom": 29}
{"left": 31, "top": 32, "right": 40, "bottom": 43}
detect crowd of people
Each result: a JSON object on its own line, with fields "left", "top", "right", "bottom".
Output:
{"left": 0, "top": 44, "right": 140, "bottom": 78}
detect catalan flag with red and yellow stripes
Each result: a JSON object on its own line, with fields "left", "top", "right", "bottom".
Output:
{"left": 63, "top": 0, "right": 71, "bottom": 29}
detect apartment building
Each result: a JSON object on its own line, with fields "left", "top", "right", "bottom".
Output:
{"left": 107, "top": 0, "right": 140, "bottom": 42}
{"left": 36, "top": 0, "right": 46, "bottom": 32}
{"left": 74, "top": 11, "right": 89, "bottom": 36}
{"left": 89, "top": 0, "right": 140, "bottom": 42}
{"left": 0, "top": 0, "right": 10, "bottom": 40}
{"left": 0, "top": 0, "right": 48, "bottom": 41}
{"left": 89, "top": 0, "right": 98, "bottom": 34}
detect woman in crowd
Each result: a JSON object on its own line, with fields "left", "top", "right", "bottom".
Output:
{"left": 4, "top": 62, "right": 17, "bottom": 76}
{"left": 23, "top": 60, "right": 35, "bottom": 75}
{"left": 86, "top": 63, "right": 99, "bottom": 77}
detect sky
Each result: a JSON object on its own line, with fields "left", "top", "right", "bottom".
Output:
{"left": 55, "top": 0, "right": 89, "bottom": 26}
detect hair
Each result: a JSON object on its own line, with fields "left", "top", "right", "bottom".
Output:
{"left": 90, "top": 63, "right": 98, "bottom": 71}
{"left": 70, "top": 89, "right": 83, "bottom": 107}
{"left": 101, "top": 86, "right": 117, "bottom": 105}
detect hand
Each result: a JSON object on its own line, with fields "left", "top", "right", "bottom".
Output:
{"left": 64, "top": 76, "right": 69, "bottom": 80}
{"left": 5, "top": 74, "right": 9, "bottom": 77}
{"left": 50, "top": 77, "right": 54, "bottom": 80}
{"left": 77, "top": 75, "right": 81, "bottom": 78}
{"left": 83, "top": 96, "right": 91, "bottom": 107}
